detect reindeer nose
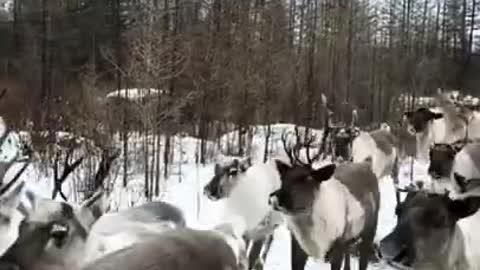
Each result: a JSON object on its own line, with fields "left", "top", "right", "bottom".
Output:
{"left": 203, "top": 186, "right": 210, "bottom": 196}
{"left": 407, "top": 126, "right": 416, "bottom": 135}
{"left": 269, "top": 194, "right": 280, "bottom": 209}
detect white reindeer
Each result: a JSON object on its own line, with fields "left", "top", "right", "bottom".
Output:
{"left": 203, "top": 156, "right": 284, "bottom": 270}
{"left": 403, "top": 90, "right": 480, "bottom": 163}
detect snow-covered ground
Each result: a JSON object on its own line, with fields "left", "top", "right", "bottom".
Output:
{"left": 0, "top": 122, "right": 430, "bottom": 270}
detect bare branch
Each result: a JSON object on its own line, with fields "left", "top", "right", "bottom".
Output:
{"left": 51, "top": 143, "right": 85, "bottom": 201}
{"left": 318, "top": 95, "right": 333, "bottom": 159}
{"left": 0, "top": 162, "right": 31, "bottom": 196}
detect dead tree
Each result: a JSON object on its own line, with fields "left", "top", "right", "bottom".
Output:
{"left": 92, "top": 147, "right": 121, "bottom": 192}
{"left": 52, "top": 144, "right": 84, "bottom": 201}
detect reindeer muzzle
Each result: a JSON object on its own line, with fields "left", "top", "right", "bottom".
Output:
{"left": 268, "top": 193, "right": 282, "bottom": 212}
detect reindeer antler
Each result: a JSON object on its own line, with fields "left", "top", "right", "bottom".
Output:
{"left": 281, "top": 129, "right": 305, "bottom": 166}
{"left": 304, "top": 131, "right": 322, "bottom": 164}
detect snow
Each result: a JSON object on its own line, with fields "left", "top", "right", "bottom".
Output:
{"left": 1, "top": 123, "right": 430, "bottom": 269}
{"left": 105, "top": 88, "right": 166, "bottom": 101}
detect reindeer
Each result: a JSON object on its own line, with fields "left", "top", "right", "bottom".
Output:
{"left": 379, "top": 190, "right": 480, "bottom": 270}
{"left": 203, "top": 122, "right": 330, "bottom": 270}
{"left": 85, "top": 200, "right": 186, "bottom": 263}
{"left": 403, "top": 90, "right": 480, "bottom": 163}
{"left": 0, "top": 147, "right": 187, "bottom": 270}
{"left": 203, "top": 155, "right": 283, "bottom": 270}
{"left": 0, "top": 188, "right": 189, "bottom": 270}
{"left": 351, "top": 123, "right": 399, "bottom": 181}
{"left": 0, "top": 190, "right": 108, "bottom": 270}
{"left": 326, "top": 108, "right": 400, "bottom": 190}
{"left": 81, "top": 224, "right": 248, "bottom": 270}
{"left": 269, "top": 138, "right": 380, "bottom": 270}
{"left": 333, "top": 118, "right": 402, "bottom": 208}
{"left": 426, "top": 139, "right": 480, "bottom": 197}
{"left": 328, "top": 110, "right": 360, "bottom": 163}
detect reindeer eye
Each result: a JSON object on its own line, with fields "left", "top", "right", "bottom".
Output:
{"left": 0, "top": 213, "right": 11, "bottom": 224}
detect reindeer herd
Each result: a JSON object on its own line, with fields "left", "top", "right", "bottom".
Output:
{"left": 2, "top": 90, "right": 480, "bottom": 270}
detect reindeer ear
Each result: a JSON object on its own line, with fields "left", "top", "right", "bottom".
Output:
{"left": 275, "top": 159, "right": 291, "bottom": 177}
{"left": 432, "top": 112, "right": 444, "bottom": 120}
{"left": 311, "top": 164, "right": 336, "bottom": 182}
{"left": 452, "top": 142, "right": 465, "bottom": 153}
{"left": 448, "top": 197, "right": 480, "bottom": 220}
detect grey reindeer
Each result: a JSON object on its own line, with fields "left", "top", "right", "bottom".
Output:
{"left": 81, "top": 225, "right": 248, "bottom": 270}
{"left": 269, "top": 140, "right": 380, "bottom": 270}
{"left": 379, "top": 190, "right": 480, "bottom": 270}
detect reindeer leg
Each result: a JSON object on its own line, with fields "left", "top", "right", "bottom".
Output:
{"left": 258, "top": 234, "right": 275, "bottom": 268}
{"left": 329, "top": 246, "right": 344, "bottom": 270}
{"left": 343, "top": 247, "right": 351, "bottom": 270}
{"left": 248, "top": 238, "right": 264, "bottom": 270}
{"left": 291, "top": 233, "right": 308, "bottom": 270}
{"left": 358, "top": 233, "right": 375, "bottom": 270}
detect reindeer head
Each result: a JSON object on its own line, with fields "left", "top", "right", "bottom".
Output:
{"left": 427, "top": 140, "right": 466, "bottom": 180}
{"left": 452, "top": 173, "right": 480, "bottom": 196}
{"left": 403, "top": 108, "right": 443, "bottom": 134}
{"left": 203, "top": 157, "right": 252, "bottom": 201}
{"left": 269, "top": 160, "right": 336, "bottom": 215}
{"left": 331, "top": 126, "right": 360, "bottom": 162}
{"left": 2, "top": 191, "right": 109, "bottom": 270}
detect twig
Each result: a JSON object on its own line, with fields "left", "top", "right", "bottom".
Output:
{"left": 0, "top": 161, "right": 30, "bottom": 196}
{"left": 0, "top": 88, "right": 7, "bottom": 100}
